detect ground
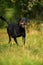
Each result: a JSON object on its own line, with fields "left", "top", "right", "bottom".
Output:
{"left": 0, "top": 28, "right": 43, "bottom": 65}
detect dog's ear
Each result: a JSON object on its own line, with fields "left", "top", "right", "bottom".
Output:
{"left": 17, "top": 18, "right": 22, "bottom": 24}
{"left": 18, "top": 18, "right": 21, "bottom": 22}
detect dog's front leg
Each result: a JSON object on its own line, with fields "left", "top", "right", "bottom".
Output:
{"left": 14, "top": 37, "right": 18, "bottom": 45}
{"left": 22, "top": 36, "right": 25, "bottom": 45}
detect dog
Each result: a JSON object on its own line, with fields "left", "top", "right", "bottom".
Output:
{"left": 0, "top": 16, "right": 26, "bottom": 45}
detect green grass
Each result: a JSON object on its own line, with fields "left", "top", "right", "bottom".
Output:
{"left": 0, "top": 29, "right": 43, "bottom": 65}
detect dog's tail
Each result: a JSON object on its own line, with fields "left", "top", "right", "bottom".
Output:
{"left": 0, "top": 16, "right": 9, "bottom": 24}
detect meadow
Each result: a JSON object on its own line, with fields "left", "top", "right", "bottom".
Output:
{"left": 0, "top": 0, "right": 43, "bottom": 64}
{"left": 0, "top": 27, "right": 43, "bottom": 65}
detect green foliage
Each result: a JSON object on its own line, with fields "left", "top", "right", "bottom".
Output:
{"left": 14, "top": 0, "right": 43, "bottom": 18}
{"left": 0, "top": 0, "right": 43, "bottom": 27}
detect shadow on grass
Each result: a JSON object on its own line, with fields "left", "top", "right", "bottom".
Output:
{"left": 0, "top": 42, "right": 29, "bottom": 53}
{"left": 0, "top": 42, "right": 21, "bottom": 53}
{"left": 0, "top": 43, "right": 12, "bottom": 53}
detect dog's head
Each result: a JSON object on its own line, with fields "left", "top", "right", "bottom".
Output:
{"left": 18, "top": 18, "right": 27, "bottom": 28}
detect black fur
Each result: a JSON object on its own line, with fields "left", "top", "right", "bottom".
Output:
{"left": 0, "top": 16, "right": 26, "bottom": 45}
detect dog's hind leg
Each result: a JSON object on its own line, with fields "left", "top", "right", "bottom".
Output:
{"left": 8, "top": 35, "right": 11, "bottom": 43}
{"left": 14, "top": 37, "right": 18, "bottom": 45}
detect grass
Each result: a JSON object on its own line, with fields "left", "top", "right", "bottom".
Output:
{"left": 0, "top": 28, "right": 43, "bottom": 65}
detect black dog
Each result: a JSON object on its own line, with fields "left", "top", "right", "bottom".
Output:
{"left": 0, "top": 16, "right": 26, "bottom": 45}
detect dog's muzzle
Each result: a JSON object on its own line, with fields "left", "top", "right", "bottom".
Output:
{"left": 20, "top": 22, "right": 26, "bottom": 28}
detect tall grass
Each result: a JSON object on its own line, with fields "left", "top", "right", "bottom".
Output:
{"left": 0, "top": 28, "right": 43, "bottom": 65}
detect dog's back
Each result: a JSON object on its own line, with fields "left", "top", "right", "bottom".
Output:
{"left": 0, "top": 16, "right": 26, "bottom": 45}
{"left": 7, "top": 23, "right": 25, "bottom": 37}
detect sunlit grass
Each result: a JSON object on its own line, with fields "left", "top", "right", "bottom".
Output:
{"left": 0, "top": 29, "right": 43, "bottom": 65}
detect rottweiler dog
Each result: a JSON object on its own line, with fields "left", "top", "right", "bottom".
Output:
{"left": 0, "top": 16, "right": 26, "bottom": 45}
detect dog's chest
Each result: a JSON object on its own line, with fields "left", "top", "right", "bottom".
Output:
{"left": 13, "top": 25, "right": 24, "bottom": 37}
